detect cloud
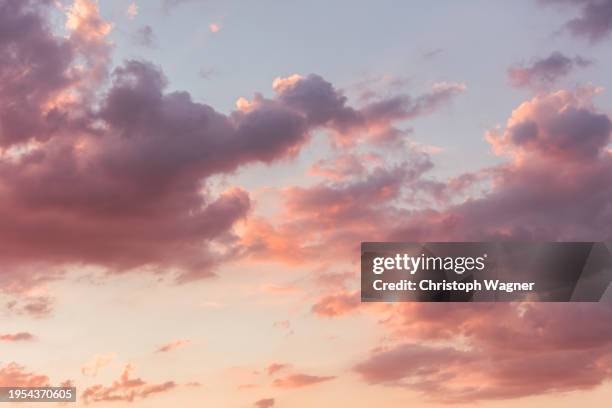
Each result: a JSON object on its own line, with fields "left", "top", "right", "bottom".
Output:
{"left": 81, "top": 353, "right": 115, "bottom": 377}
{"left": 0, "top": 1, "right": 463, "bottom": 289}
{"left": 0, "top": 11, "right": 317, "bottom": 284}
{"left": 309, "top": 153, "right": 381, "bottom": 181}
{"left": 162, "top": 0, "right": 197, "bottom": 10}
{"left": 311, "top": 291, "right": 361, "bottom": 317}
{"left": 355, "top": 303, "right": 612, "bottom": 403}
{"left": 209, "top": 22, "right": 221, "bottom": 33}
{"left": 239, "top": 84, "right": 612, "bottom": 402}
{"left": 391, "top": 87, "right": 612, "bottom": 242}
{"left": 127, "top": 2, "right": 138, "bottom": 19}
{"left": 156, "top": 339, "right": 191, "bottom": 353}
{"left": 64, "top": 0, "right": 112, "bottom": 90}
{"left": 270, "top": 74, "right": 465, "bottom": 146}
{"left": 240, "top": 86, "right": 612, "bottom": 400}
{"left": 6, "top": 296, "right": 54, "bottom": 318}
{"left": 0, "top": 0, "right": 75, "bottom": 147}
{"left": 341, "top": 88, "right": 612, "bottom": 403}
{"left": 272, "top": 373, "right": 335, "bottom": 389}
{"left": 0, "top": 332, "right": 35, "bottom": 342}
{"left": 198, "top": 67, "right": 217, "bottom": 79}
{"left": 272, "top": 320, "right": 293, "bottom": 336}
{"left": 542, "top": 0, "right": 612, "bottom": 42}
{"left": 81, "top": 364, "right": 176, "bottom": 403}
{"left": 0, "top": 363, "right": 49, "bottom": 387}
{"left": 422, "top": 48, "right": 444, "bottom": 60}
{"left": 242, "top": 154, "right": 435, "bottom": 265}
{"left": 508, "top": 51, "right": 592, "bottom": 89}
{"left": 254, "top": 398, "right": 275, "bottom": 408}
{"left": 266, "top": 363, "right": 289, "bottom": 376}
{"left": 132, "top": 25, "right": 156, "bottom": 47}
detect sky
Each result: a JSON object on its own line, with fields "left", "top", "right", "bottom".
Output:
{"left": 0, "top": 0, "right": 612, "bottom": 407}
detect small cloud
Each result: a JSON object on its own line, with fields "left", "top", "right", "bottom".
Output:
{"left": 311, "top": 290, "right": 360, "bottom": 317}
{"left": 6, "top": 296, "right": 54, "bottom": 318}
{"left": 267, "top": 363, "right": 289, "bottom": 376}
{"left": 81, "top": 353, "right": 115, "bottom": 377}
{"left": 272, "top": 373, "right": 335, "bottom": 389}
{"left": 508, "top": 51, "right": 593, "bottom": 90}
{"left": 422, "top": 47, "right": 444, "bottom": 59}
{"left": 272, "top": 320, "right": 294, "bottom": 336}
{"left": 132, "top": 25, "right": 156, "bottom": 47}
{"left": 127, "top": 2, "right": 138, "bottom": 19}
{"left": 255, "top": 398, "right": 275, "bottom": 408}
{"left": 0, "top": 363, "right": 49, "bottom": 387}
{"left": 198, "top": 67, "right": 217, "bottom": 79}
{"left": 162, "top": 0, "right": 195, "bottom": 11}
{"left": 185, "top": 381, "right": 202, "bottom": 387}
{"left": 209, "top": 22, "right": 221, "bottom": 33}
{"left": 0, "top": 332, "right": 35, "bottom": 342}
{"left": 156, "top": 339, "right": 191, "bottom": 353}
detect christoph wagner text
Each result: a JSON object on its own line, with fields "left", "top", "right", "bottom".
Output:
{"left": 372, "top": 254, "right": 487, "bottom": 275}
{"left": 372, "top": 279, "right": 536, "bottom": 293}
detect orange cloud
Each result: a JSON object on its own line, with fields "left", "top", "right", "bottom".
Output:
{"left": 272, "top": 373, "right": 335, "bottom": 389}
{"left": 0, "top": 332, "right": 34, "bottom": 342}
{"left": 254, "top": 398, "right": 275, "bottom": 408}
{"left": 311, "top": 291, "right": 360, "bottom": 317}
{"left": 266, "top": 363, "right": 289, "bottom": 376}
{"left": 0, "top": 363, "right": 48, "bottom": 387}
{"left": 82, "top": 364, "right": 176, "bottom": 403}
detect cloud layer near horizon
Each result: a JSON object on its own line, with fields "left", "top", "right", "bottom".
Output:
{"left": 354, "top": 303, "right": 612, "bottom": 403}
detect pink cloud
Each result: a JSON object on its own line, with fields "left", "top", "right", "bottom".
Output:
{"left": 81, "top": 364, "right": 176, "bottom": 403}
{"left": 266, "top": 363, "right": 289, "bottom": 376}
{"left": 311, "top": 291, "right": 361, "bottom": 317}
{"left": 309, "top": 154, "right": 372, "bottom": 181}
{"left": 508, "top": 51, "right": 592, "bottom": 89}
{"left": 238, "top": 85, "right": 612, "bottom": 403}
{"left": 272, "top": 373, "right": 335, "bottom": 389}
{"left": 0, "top": 363, "right": 49, "bottom": 387}
{"left": 0, "top": 1, "right": 464, "bottom": 289}
{"left": 392, "top": 88, "right": 611, "bottom": 242}
{"left": 241, "top": 154, "right": 434, "bottom": 266}
{"left": 127, "top": 2, "right": 138, "bottom": 19}
{"left": 0, "top": 332, "right": 35, "bottom": 342}
{"left": 355, "top": 303, "right": 612, "bottom": 403}
{"left": 209, "top": 23, "right": 221, "bottom": 33}
{"left": 254, "top": 398, "right": 275, "bottom": 408}
{"left": 156, "top": 339, "right": 191, "bottom": 353}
